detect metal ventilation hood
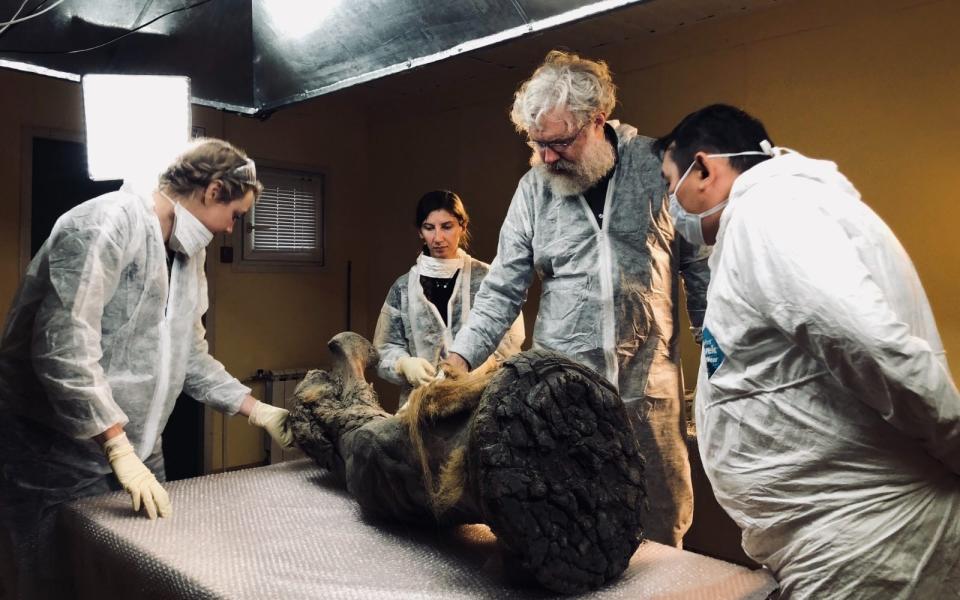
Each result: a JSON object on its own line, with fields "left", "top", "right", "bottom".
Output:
{"left": 0, "top": 0, "right": 782, "bottom": 116}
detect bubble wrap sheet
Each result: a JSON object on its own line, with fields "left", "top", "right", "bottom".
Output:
{"left": 59, "top": 459, "right": 778, "bottom": 599}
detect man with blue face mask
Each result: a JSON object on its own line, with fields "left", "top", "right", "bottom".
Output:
{"left": 666, "top": 144, "right": 769, "bottom": 246}
{"left": 655, "top": 103, "right": 960, "bottom": 598}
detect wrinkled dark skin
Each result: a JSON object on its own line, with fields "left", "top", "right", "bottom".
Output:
{"left": 289, "top": 332, "right": 646, "bottom": 594}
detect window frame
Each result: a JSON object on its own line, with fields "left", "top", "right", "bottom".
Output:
{"left": 234, "top": 165, "right": 325, "bottom": 269}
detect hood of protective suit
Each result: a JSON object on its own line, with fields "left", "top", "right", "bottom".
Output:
{"left": 610, "top": 120, "right": 639, "bottom": 145}
{"left": 733, "top": 152, "right": 858, "bottom": 207}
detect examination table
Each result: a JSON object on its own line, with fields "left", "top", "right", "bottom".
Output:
{"left": 58, "top": 458, "right": 778, "bottom": 599}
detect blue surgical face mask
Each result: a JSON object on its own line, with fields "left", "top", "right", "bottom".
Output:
{"left": 668, "top": 141, "right": 775, "bottom": 246}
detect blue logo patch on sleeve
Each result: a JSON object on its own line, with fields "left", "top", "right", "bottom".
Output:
{"left": 702, "top": 327, "right": 725, "bottom": 378}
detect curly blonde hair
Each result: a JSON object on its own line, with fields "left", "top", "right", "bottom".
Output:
{"left": 510, "top": 50, "right": 617, "bottom": 133}
{"left": 159, "top": 138, "right": 263, "bottom": 203}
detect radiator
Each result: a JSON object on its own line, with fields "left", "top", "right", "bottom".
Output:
{"left": 262, "top": 368, "right": 309, "bottom": 464}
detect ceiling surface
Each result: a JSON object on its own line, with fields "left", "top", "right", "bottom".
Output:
{"left": 0, "top": 0, "right": 786, "bottom": 115}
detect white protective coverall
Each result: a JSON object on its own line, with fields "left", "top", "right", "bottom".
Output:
{"left": 696, "top": 151, "right": 960, "bottom": 599}
{"left": 0, "top": 182, "right": 250, "bottom": 594}
{"left": 374, "top": 249, "right": 525, "bottom": 407}
{"left": 450, "top": 122, "right": 712, "bottom": 546}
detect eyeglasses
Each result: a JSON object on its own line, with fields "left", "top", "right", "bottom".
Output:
{"left": 527, "top": 121, "right": 589, "bottom": 153}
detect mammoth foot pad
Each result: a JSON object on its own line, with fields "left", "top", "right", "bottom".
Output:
{"left": 469, "top": 350, "right": 645, "bottom": 594}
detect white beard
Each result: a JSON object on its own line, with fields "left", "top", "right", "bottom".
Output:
{"left": 531, "top": 136, "right": 616, "bottom": 197}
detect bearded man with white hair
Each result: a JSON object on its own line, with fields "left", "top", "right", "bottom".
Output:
{"left": 446, "top": 50, "right": 711, "bottom": 546}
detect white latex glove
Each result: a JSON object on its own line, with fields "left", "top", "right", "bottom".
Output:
{"left": 396, "top": 356, "right": 437, "bottom": 387}
{"left": 248, "top": 401, "right": 295, "bottom": 449}
{"left": 103, "top": 433, "right": 172, "bottom": 520}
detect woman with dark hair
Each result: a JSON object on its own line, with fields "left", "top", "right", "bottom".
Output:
{"left": 373, "top": 190, "right": 525, "bottom": 408}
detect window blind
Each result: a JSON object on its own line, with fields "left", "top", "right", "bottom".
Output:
{"left": 252, "top": 182, "right": 317, "bottom": 252}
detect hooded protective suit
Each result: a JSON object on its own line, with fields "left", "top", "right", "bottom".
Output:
{"left": 374, "top": 249, "right": 525, "bottom": 406}
{"left": 0, "top": 182, "right": 250, "bottom": 594}
{"left": 450, "top": 122, "right": 711, "bottom": 546}
{"left": 696, "top": 151, "right": 960, "bottom": 599}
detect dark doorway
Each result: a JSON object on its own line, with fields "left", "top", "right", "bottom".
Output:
{"left": 31, "top": 136, "right": 204, "bottom": 481}
{"left": 31, "top": 138, "right": 123, "bottom": 256}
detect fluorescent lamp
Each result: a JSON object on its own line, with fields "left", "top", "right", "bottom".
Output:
{"left": 262, "top": 0, "right": 339, "bottom": 39}
{"left": 82, "top": 74, "right": 190, "bottom": 182}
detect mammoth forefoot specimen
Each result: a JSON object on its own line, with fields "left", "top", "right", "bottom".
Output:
{"left": 289, "top": 332, "right": 645, "bottom": 594}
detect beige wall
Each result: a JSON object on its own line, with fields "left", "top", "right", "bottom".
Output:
{"left": 362, "top": 0, "right": 960, "bottom": 389}
{"left": 611, "top": 0, "right": 960, "bottom": 385}
{"left": 357, "top": 0, "right": 960, "bottom": 563}
{"left": 0, "top": 0, "right": 956, "bottom": 474}
{"left": 0, "top": 71, "right": 84, "bottom": 318}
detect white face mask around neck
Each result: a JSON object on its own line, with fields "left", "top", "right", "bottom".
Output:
{"left": 417, "top": 252, "right": 463, "bottom": 279}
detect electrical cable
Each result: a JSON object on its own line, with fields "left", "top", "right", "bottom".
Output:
{"left": 0, "top": 0, "right": 217, "bottom": 55}
{"left": 0, "top": 0, "right": 33, "bottom": 39}
{"left": 0, "top": 0, "right": 64, "bottom": 27}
